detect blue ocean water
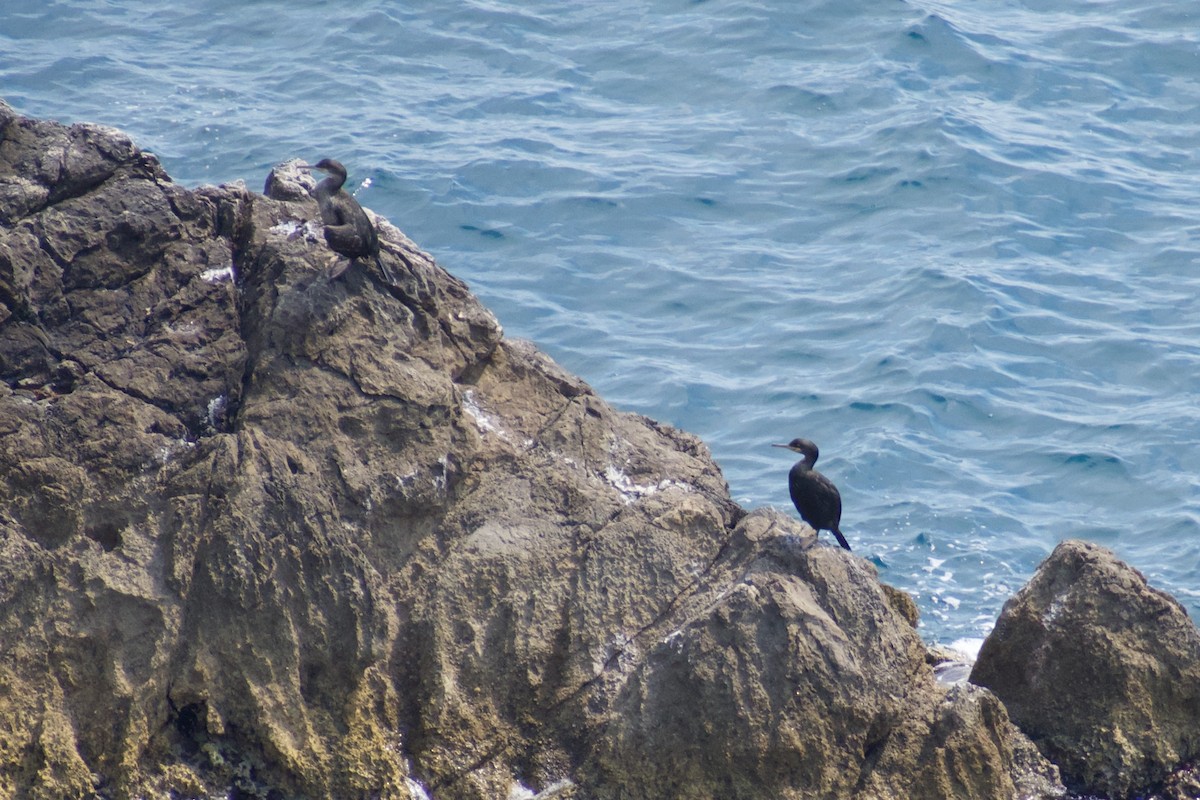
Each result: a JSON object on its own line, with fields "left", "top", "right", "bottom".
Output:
{"left": 4, "top": 0, "right": 1199, "bottom": 646}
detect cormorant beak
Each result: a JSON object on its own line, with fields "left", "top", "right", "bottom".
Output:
{"left": 771, "top": 443, "right": 796, "bottom": 451}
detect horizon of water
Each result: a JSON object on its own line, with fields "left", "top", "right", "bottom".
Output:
{"left": 3, "top": 0, "right": 1199, "bottom": 647}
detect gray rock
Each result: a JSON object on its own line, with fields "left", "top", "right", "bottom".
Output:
{"left": 0, "top": 99, "right": 1061, "bottom": 800}
{"left": 589, "top": 511, "right": 1063, "bottom": 799}
{"left": 971, "top": 540, "right": 1200, "bottom": 799}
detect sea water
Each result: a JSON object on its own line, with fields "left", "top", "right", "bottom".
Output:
{"left": 3, "top": 0, "right": 1199, "bottom": 647}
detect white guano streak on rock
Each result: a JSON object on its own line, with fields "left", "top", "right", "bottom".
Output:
{"left": 507, "top": 778, "right": 576, "bottom": 799}
{"left": 603, "top": 464, "right": 690, "bottom": 505}
{"left": 268, "top": 218, "right": 322, "bottom": 242}
{"left": 462, "top": 389, "right": 512, "bottom": 443}
{"left": 207, "top": 395, "right": 227, "bottom": 428}
{"left": 432, "top": 456, "right": 449, "bottom": 493}
{"left": 508, "top": 781, "right": 536, "bottom": 800}
{"left": 268, "top": 220, "right": 301, "bottom": 237}
{"left": 405, "top": 778, "right": 432, "bottom": 800}
{"left": 157, "top": 438, "right": 196, "bottom": 466}
{"left": 200, "top": 264, "right": 235, "bottom": 283}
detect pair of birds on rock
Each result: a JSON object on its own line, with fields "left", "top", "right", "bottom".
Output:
{"left": 299, "top": 159, "right": 850, "bottom": 551}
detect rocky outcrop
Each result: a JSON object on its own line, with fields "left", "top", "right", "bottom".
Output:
{"left": 971, "top": 540, "right": 1200, "bottom": 800}
{"left": 589, "top": 521, "right": 1063, "bottom": 800}
{"left": 0, "top": 100, "right": 1061, "bottom": 800}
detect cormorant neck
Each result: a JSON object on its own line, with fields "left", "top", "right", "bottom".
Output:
{"left": 316, "top": 173, "right": 345, "bottom": 196}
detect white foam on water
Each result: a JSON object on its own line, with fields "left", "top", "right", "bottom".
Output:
{"left": 948, "top": 637, "right": 985, "bottom": 662}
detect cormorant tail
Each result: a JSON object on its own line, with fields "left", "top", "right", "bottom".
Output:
{"left": 374, "top": 253, "right": 396, "bottom": 284}
{"left": 832, "top": 527, "right": 851, "bottom": 551}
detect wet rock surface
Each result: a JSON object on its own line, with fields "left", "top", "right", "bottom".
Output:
{"left": 972, "top": 540, "right": 1200, "bottom": 800}
{"left": 0, "top": 101, "right": 1063, "bottom": 799}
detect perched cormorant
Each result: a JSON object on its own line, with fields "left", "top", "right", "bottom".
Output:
{"left": 772, "top": 437, "right": 851, "bottom": 551}
{"left": 298, "top": 158, "right": 382, "bottom": 280}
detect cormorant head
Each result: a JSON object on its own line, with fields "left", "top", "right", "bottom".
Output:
{"left": 772, "top": 437, "right": 819, "bottom": 465}
{"left": 298, "top": 158, "right": 348, "bottom": 182}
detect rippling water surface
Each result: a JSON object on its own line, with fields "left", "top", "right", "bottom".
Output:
{"left": 4, "top": 0, "right": 1200, "bottom": 644}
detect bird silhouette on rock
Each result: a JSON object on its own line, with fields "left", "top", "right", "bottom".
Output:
{"left": 772, "top": 437, "right": 851, "bottom": 550}
{"left": 299, "top": 158, "right": 390, "bottom": 281}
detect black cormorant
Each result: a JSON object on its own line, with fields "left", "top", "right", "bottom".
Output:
{"left": 299, "top": 158, "right": 383, "bottom": 280}
{"left": 772, "top": 437, "right": 851, "bottom": 551}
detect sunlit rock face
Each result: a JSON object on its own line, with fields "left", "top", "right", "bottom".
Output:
{"left": 973, "top": 539, "right": 1200, "bottom": 800}
{"left": 0, "top": 100, "right": 1062, "bottom": 800}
